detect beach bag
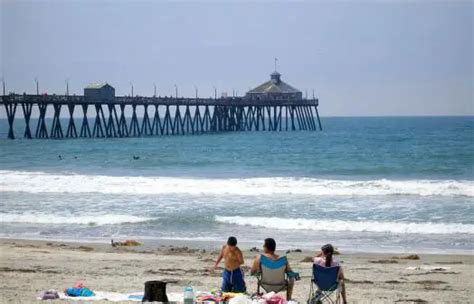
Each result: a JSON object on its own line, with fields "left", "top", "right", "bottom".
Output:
{"left": 142, "top": 280, "right": 168, "bottom": 302}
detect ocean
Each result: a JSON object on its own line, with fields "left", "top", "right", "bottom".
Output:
{"left": 0, "top": 116, "right": 473, "bottom": 253}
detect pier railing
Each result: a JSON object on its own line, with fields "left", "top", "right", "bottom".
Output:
{"left": 0, "top": 94, "right": 322, "bottom": 139}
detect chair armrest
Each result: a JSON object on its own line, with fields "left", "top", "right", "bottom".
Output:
{"left": 286, "top": 271, "right": 301, "bottom": 281}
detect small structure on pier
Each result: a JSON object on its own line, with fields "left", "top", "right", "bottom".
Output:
{"left": 245, "top": 71, "right": 302, "bottom": 100}
{"left": 84, "top": 83, "right": 115, "bottom": 101}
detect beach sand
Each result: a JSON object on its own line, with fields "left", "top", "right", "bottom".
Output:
{"left": 0, "top": 239, "right": 472, "bottom": 303}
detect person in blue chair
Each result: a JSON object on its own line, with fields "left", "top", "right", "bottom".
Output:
{"left": 213, "top": 236, "right": 246, "bottom": 292}
{"left": 251, "top": 238, "right": 296, "bottom": 300}
{"left": 314, "top": 244, "right": 347, "bottom": 304}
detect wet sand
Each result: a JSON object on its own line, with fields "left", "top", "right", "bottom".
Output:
{"left": 0, "top": 239, "right": 473, "bottom": 303}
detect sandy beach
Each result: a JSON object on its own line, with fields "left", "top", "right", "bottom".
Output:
{"left": 0, "top": 238, "right": 472, "bottom": 303}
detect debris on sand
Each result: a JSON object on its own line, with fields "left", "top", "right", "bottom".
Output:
{"left": 249, "top": 247, "right": 260, "bottom": 252}
{"left": 345, "top": 278, "right": 374, "bottom": 284}
{"left": 111, "top": 239, "right": 141, "bottom": 247}
{"left": 78, "top": 246, "right": 94, "bottom": 252}
{"left": 392, "top": 254, "right": 420, "bottom": 260}
{"left": 369, "top": 259, "right": 398, "bottom": 264}
{"left": 286, "top": 249, "right": 302, "bottom": 254}
{"left": 395, "top": 299, "right": 427, "bottom": 303}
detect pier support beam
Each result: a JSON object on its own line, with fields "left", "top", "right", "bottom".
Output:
{"left": 108, "top": 105, "right": 118, "bottom": 137}
{"left": 4, "top": 103, "right": 17, "bottom": 139}
{"left": 152, "top": 105, "right": 163, "bottom": 135}
{"left": 315, "top": 105, "right": 322, "bottom": 131}
{"left": 118, "top": 104, "right": 129, "bottom": 137}
{"left": 50, "top": 104, "right": 64, "bottom": 139}
{"left": 36, "top": 104, "right": 49, "bottom": 138}
{"left": 92, "top": 104, "right": 105, "bottom": 137}
{"left": 21, "top": 103, "right": 33, "bottom": 139}
{"left": 66, "top": 104, "right": 78, "bottom": 138}
{"left": 141, "top": 105, "right": 152, "bottom": 136}
{"left": 129, "top": 104, "right": 141, "bottom": 137}
{"left": 80, "top": 104, "right": 91, "bottom": 138}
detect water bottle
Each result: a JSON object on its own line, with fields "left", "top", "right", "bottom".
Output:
{"left": 184, "top": 286, "right": 194, "bottom": 304}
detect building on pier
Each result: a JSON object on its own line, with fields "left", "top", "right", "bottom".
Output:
{"left": 84, "top": 83, "right": 115, "bottom": 101}
{"left": 245, "top": 71, "right": 302, "bottom": 100}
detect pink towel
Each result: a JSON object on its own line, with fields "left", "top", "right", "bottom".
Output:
{"left": 266, "top": 294, "right": 287, "bottom": 304}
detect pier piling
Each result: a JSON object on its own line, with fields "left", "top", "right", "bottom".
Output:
{"left": 1, "top": 94, "right": 322, "bottom": 139}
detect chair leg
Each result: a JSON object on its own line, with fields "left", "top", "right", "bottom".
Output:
{"left": 307, "top": 283, "right": 314, "bottom": 304}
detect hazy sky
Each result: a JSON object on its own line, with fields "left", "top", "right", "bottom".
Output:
{"left": 1, "top": 0, "right": 472, "bottom": 116}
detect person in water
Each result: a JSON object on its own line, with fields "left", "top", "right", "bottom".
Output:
{"left": 251, "top": 238, "right": 295, "bottom": 300}
{"left": 314, "top": 244, "right": 347, "bottom": 304}
{"left": 213, "top": 236, "right": 246, "bottom": 292}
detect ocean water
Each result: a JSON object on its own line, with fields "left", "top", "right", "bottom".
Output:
{"left": 0, "top": 116, "right": 473, "bottom": 253}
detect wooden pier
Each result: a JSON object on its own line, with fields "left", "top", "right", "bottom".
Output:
{"left": 0, "top": 94, "right": 322, "bottom": 139}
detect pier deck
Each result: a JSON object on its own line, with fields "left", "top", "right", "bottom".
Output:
{"left": 0, "top": 94, "right": 322, "bottom": 139}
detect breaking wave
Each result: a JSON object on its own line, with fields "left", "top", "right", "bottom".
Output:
{"left": 0, "top": 170, "right": 472, "bottom": 197}
{"left": 0, "top": 213, "right": 152, "bottom": 226}
{"left": 215, "top": 216, "right": 474, "bottom": 234}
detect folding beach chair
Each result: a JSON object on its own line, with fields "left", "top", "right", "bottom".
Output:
{"left": 308, "top": 264, "right": 341, "bottom": 304}
{"left": 256, "top": 255, "right": 290, "bottom": 299}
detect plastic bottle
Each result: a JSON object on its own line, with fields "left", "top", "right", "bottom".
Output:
{"left": 184, "top": 286, "right": 194, "bottom": 304}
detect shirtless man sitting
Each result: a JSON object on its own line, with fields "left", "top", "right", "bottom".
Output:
{"left": 213, "top": 236, "right": 246, "bottom": 292}
{"left": 250, "top": 238, "right": 295, "bottom": 300}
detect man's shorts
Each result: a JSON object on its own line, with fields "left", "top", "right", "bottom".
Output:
{"left": 222, "top": 268, "right": 246, "bottom": 292}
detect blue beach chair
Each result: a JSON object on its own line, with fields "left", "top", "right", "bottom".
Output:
{"left": 257, "top": 255, "right": 290, "bottom": 299}
{"left": 308, "top": 264, "right": 341, "bottom": 304}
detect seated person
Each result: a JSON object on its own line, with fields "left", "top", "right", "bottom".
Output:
{"left": 213, "top": 236, "right": 246, "bottom": 292}
{"left": 251, "top": 238, "right": 295, "bottom": 300}
{"left": 314, "top": 244, "right": 347, "bottom": 304}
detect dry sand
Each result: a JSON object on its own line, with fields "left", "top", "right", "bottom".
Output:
{"left": 0, "top": 239, "right": 473, "bottom": 303}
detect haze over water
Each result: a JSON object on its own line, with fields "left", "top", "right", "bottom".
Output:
{"left": 0, "top": 116, "right": 472, "bottom": 253}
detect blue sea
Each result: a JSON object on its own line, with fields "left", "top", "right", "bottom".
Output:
{"left": 0, "top": 116, "right": 473, "bottom": 253}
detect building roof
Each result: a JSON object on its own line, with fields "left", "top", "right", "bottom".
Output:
{"left": 247, "top": 72, "right": 301, "bottom": 94}
{"left": 85, "top": 83, "right": 114, "bottom": 89}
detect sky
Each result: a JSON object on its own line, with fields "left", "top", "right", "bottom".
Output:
{"left": 1, "top": 0, "right": 472, "bottom": 116}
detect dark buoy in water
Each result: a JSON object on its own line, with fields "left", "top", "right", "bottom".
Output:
{"left": 58, "top": 155, "right": 62, "bottom": 160}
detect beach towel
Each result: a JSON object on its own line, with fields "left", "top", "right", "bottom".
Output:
{"left": 262, "top": 292, "right": 287, "bottom": 304}
{"left": 46, "top": 291, "right": 144, "bottom": 301}
{"left": 265, "top": 294, "right": 287, "bottom": 304}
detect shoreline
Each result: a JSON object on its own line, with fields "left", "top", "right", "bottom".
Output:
{"left": 1, "top": 238, "right": 473, "bottom": 303}
{"left": 1, "top": 236, "right": 472, "bottom": 256}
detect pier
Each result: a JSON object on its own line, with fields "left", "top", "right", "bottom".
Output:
{"left": 0, "top": 72, "right": 322, "bottom": 139}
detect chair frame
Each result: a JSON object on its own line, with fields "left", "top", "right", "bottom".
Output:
{"left": 256, "top": 272, "right": 290, "bottom": 299}
{"left": 256, "top": 255, "right": 290, "bottom": 299}
{"left": 307, "top": 265, "right": 341, "bottom": 304}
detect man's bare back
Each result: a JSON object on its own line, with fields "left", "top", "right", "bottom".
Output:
{"left": 222, "top": 245, "right": 244, "bottom": 271}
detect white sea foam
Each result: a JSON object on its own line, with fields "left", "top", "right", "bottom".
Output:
{"left": 0, "top": 213, "right": 152, "bottom": 226}
{"left": 0, "top": 170, "right": 472, "bottom": 197}
{"left": 215, "top": 216, "right": 474, "bottom": 234}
